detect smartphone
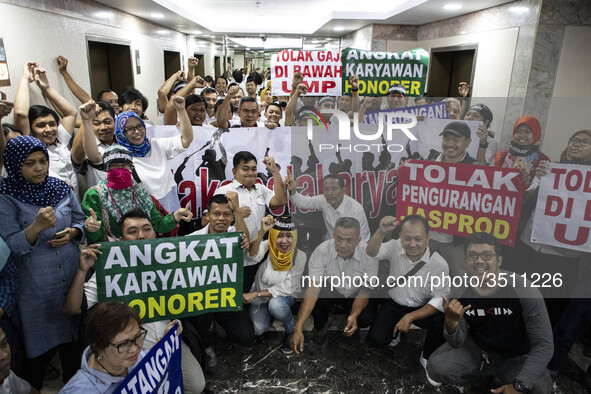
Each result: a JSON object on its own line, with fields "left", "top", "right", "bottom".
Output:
{"left": 55, "top": 229, "right": 70, "bottom": 238}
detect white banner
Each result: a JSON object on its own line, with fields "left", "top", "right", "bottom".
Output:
{"left": 532, "top": 162, "right": 591, "bottom": 252}
{"left": 271, "top": 50, "right": 342, "bottom": 96}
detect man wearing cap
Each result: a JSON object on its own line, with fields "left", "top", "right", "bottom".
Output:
{"left": 464, "top": 103, "right": 498, "bottom": 165}
{"left": 427, "top": 232, "right": 553, "bottom": 394}
{"left": 427, "top": 121, "right": 479, "bottom": 277}
{"left": 291, "top": 217, "right": 378, "bottom": 354}
{"left": 385, "top": 84, "right": 409, "bottom": 110}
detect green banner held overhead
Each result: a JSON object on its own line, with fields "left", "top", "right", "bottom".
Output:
{"left": 341, "top": 47, "right": 429, "bottom": 97}
{"left": 95, "top": 233, "right": 243, "bottom": 323}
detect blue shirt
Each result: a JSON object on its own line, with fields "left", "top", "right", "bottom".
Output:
{"left": 0, "top": 190, "right": 85, "bottom": 357}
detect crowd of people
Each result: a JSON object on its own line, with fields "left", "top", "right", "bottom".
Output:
{"left": 0, "top": 54, "right": 589, "bottom": 394}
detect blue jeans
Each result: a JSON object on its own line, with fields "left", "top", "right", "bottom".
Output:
{"left": 249, "top": 296, "right": 296, "bottom": 335}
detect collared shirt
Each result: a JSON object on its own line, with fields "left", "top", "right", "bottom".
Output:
{"left": 0, "top": 371, "right": 30, "bottom": 394}
{"left": 214, "top": 179, "right": 274, "bottom": 240}
{"left": 84, "top": 137, "right": 112, "bottom": 188}
{"left": 186, "top": 223, "right": 235, "bottom": 237}
{"left": 47, "top": 125, "right": 78, "bottom": 195}
{"left": 307, "top": 240, "right": 378, "bottom": 298}
{"left": 290, "top": 193, "right": 370, "bottom": 242}
{"left": 375, "top": 241, "right": 449, "bottom": 309}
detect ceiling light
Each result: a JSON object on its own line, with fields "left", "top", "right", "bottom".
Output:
{"left": 192, "top": 30, "right": 202, "bottom": 35}
{"left": 150, "top": 12, "right": 165, "bottom": 19}
{"left": 176, "top": 24, "right": 185, "bottom": 27}
{"left": 509, "top": 6, "right": 530, "bottom": 13}
{"left": 156, "top": 30, "right": 167, "bottom": 35}
{"left": 209, "top": 35, "right": 215, "bottom": 38}
{"left": 94, "top": 11, "right": 112, "bottom": 19}
{"left": 312, "top": 40, "right": 320, "bottom": 44}
{"left": 443, "top": 3, "right": 462, "bottom": 10}
{"left": 333, "top": 26, "right": 345, "bottom": 32}
{"left": 245, "top": 47, "right": 251, "bottom": 50}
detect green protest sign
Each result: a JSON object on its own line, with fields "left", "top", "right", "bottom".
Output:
{"left": 95, "top": 233, "right": 243, "bottom": 323}
{"left": 341, "top": 47, "right": 429, "bottom": 97}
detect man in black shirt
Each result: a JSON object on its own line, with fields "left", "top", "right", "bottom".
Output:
{"left": 426, "top": 232, "right": 553, "bottom": 393}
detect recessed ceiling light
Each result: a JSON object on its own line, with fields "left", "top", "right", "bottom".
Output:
{"left": 176, "top": 24, "right": 185, "bottom": 27}
{"left": 156, "top": 30, "right": 167, "bottom": 35}
{"left": 150, "top": 12, "right": 165, "bottom": 19}
{"left": 443, "top": 3, "right": 462, "bottom": 10}
{"left": 460, "top": 30, "right": 467, "bottom": 34}
{"left": 509, "top": 6, "right": 530, "bottom": 13}
{"left": 333, "top": 26, "right": 345, "bottom": 31}
{"left": 94, "top": 11, "right": 112, "bottom": 19}
{"left": 246, "top": 47, "right": 251, "bottom": 50}
{"left": 209, "top": 35, "right": 215, "bottom": 38}
{"left": 192, "top": 30, "right": 202, "bottom": 35}
{"left": 312, "top": 40, "right": 320, "bottom": 44}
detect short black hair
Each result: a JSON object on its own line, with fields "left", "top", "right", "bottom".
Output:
{"left": 239, "top": 96, "right": 257, "bottom": 109}
{"left": 335, "top": 217, "right": 360, "bottom": 237}
{"left": 185, "top": 94, "right": 206, "bottom": 108}
{"left": 232, "top": 69, "right": 244, "bottom": 84}
{"left": 323, "top": 173, "right": 345, "bottom": 188}
{"left": 118, "top": 207, "right": 151, "bottom": 233}
{"left": 2, "top": 123, "right": 23, "bottom": 137}
{"left": 207, "top": 194, "right": 229, "bottom": 211}
{"left": 252, "top": 72, "right": 263, "bottom": 86}
{"left": 201, "top": 87, "right": 217, "bottom": 97}
{"left": 246, "top": 76, "right": 256, "bottom": 85}
{"left": 28, "top": 105, "right": 60, "bottom": 127}
{"left": 96, "top": 101, "right": 115, "bottom": 119}
{"left": 399, "top": 214, "right": 430, "bottom": 235}
{"left": 233, "top": 151, "right": 257, "bottom": 168}
{"left": 97, "top": 89, "right": 116, "bottom": 102}
{"left": 214, "top": 76, "right": 227, "bottom": 88}
{"left": 265, "top": 102, "right": 283, "bottom": 116}
{"left": 215, "top": 98, "right": 234, "bottom": 114}
{"left": 118, "top": 87, "right": 149, "bottom": 113}
{"left": 463, "top": 232, "right": 501, "bottom": 255}
{"left": 204, "top": 75, "right": 214, "bottom": 84}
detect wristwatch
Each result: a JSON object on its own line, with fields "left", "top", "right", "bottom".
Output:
{"left": 479, "top": 141, "right": 489, "bottom": 148}
{"left": 257, "top": 291, "right": 261, "bottom": 297}
{"left": 513, "top": 379, "right": 531, "bottom": 392}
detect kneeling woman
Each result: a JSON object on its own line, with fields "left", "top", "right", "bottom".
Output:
{"left": 60, "top": 302, "right": 180, "bottom": 393}
{"left": 244, "top": 215, "right": 306, "bottom": 354}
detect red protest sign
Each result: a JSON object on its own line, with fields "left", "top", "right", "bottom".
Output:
{"left": 396, "top": 160, "right": 525, "bottom": 245}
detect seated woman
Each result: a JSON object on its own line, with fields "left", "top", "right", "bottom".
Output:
{"left": 14, "top": 62, "right": 79, "bottom": 194}
{"left": 244, "top": 215, "right": 306, "bottom": 354}
{"left": 0, "top": 136, "right": 85, "bottom": 391}
{"left": 80, "top": 97, "right": 192, "bottom": 213}
{"left": 80, "top": 145, "right": 192, "bottom": 243}
{"left": 60, "top": 302, "right": 181, "bottom": 393}
{"left": 493, "top": 116, "right": 549, "bottom": 188}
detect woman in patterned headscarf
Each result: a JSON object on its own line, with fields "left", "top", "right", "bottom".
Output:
{"left": 245, "top": 215, "right": 306, "bottom": 355}
{"left": 80, "top": 145, "right": 191, "bottom": 243}
{"left": 0, "top": 135, "right": 85, "bottom": 390}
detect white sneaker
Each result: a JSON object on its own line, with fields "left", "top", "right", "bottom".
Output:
{"left": 388, "top": 332, "right": 401, "bottom": 347}
{"left": 204, "top": 346, "right": 217, "bottom": 368}
{"left": 420, "top": 353, "right": 442, "bottom": 387}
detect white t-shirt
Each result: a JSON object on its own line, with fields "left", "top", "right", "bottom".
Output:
{"left": 133, "top": 136, "right": 186, "bottom": 199}
{"left": 47, "top": 124, "right": 78, "bottom": 195}
{"left": 375, "top": 241, "right": 449, "bottom": 309}
{"left": 85, "top": 138, "right": 111, "bottom": 188}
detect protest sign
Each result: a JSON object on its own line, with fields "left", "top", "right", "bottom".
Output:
{"left": 342, "top": 48, "right": 429, "bottom": 97}
{"left": 271, "top": 50, "right": 342, "bottom": 96}
{"left": 114, "top": 323, "right": 183, "bottom": 394}
{"left": 364, "top": 101, "right": 449, "bottom": 125}
{"left": 532, "top": 163, "right": 591, "bottom": 252}
{"left": 96, "top": 233, "right": 243, "bottom": 323}
{"left": 397, "top": 160, "right": 525, "bottom": 245}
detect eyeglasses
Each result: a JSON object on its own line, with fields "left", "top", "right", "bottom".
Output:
{"left": 109, "top": 328, "right": 147, "bottom": 353}
{"left": 123, "top": 124, "right": 145, "bottom": 134}
{"left": 466, "top": 252, "right": 498, "bottom": 262}
{"left": 568, "top": 137, "right": 591, "bottom": 147}
{"left": 240, "top": 109, "right": 259, "bottom": 115}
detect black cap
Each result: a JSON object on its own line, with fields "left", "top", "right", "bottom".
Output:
{"left": 439, "top": 121, "right": 471, "bottom": 139}
{"left": 468, "top": 103, "right": 493, "bottom": 124}
{"left": 103, "top": 145, "right": 133, "bottom": 166}
{"left": 273, "top": 216, "right": 295, "bottom": 231}
{"left": 388, "top": 84, "right": 407, "bottom": 96}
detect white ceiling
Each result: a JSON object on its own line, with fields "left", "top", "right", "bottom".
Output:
{"left": 94, "top": 0, "right": 518, "bottom": 46}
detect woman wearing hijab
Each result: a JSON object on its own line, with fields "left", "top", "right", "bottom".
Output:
{"left": 244, "top": 215, "right": 307, "bottom": 355}
{"left": 493, "top": 116, "right": 550, "bottom": 188}
{"left": 79, "top": 96, "right": 192, "bottom": 213}
{"left": 0, "top": 135, "right": 85, "bottom": 390}
{"left": 80, "top": 145, "right": 192, "bottom": 243}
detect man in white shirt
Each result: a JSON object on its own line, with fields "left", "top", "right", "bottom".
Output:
{"left": 0, "top": 327, "right": 36, "bottom": 394}
{"left": 290, "top": 217, "right": 378, "bottom": 354}
{"left": 214, "top": 151, "right": 287, "bottom": 292}
{"left": 286, "top": 173, "right": 370, "bottom": 242}
{"left": 366, "top": 214, "right": 449, "bottom": 387}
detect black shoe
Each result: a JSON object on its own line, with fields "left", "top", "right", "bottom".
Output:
{"left": 281, "top": 333, "right": 293, "bottom": 355}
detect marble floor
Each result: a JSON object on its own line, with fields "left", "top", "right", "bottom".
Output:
{"left": 42, "top": 315, "right": 588, "bottom": 393}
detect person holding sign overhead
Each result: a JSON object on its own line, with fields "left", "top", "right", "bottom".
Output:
{"left": 0, "top": 136, "right": 85, "bottom": 390}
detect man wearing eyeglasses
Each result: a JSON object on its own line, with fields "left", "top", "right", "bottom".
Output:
{"left": 216, "top": 87, "right": 263, "bottom": 128}
{"left": 426, "top": 232, "right": 553, "bottom": 394}
{"left": 62, "top": 208, "right": 205, "bottom": 394}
